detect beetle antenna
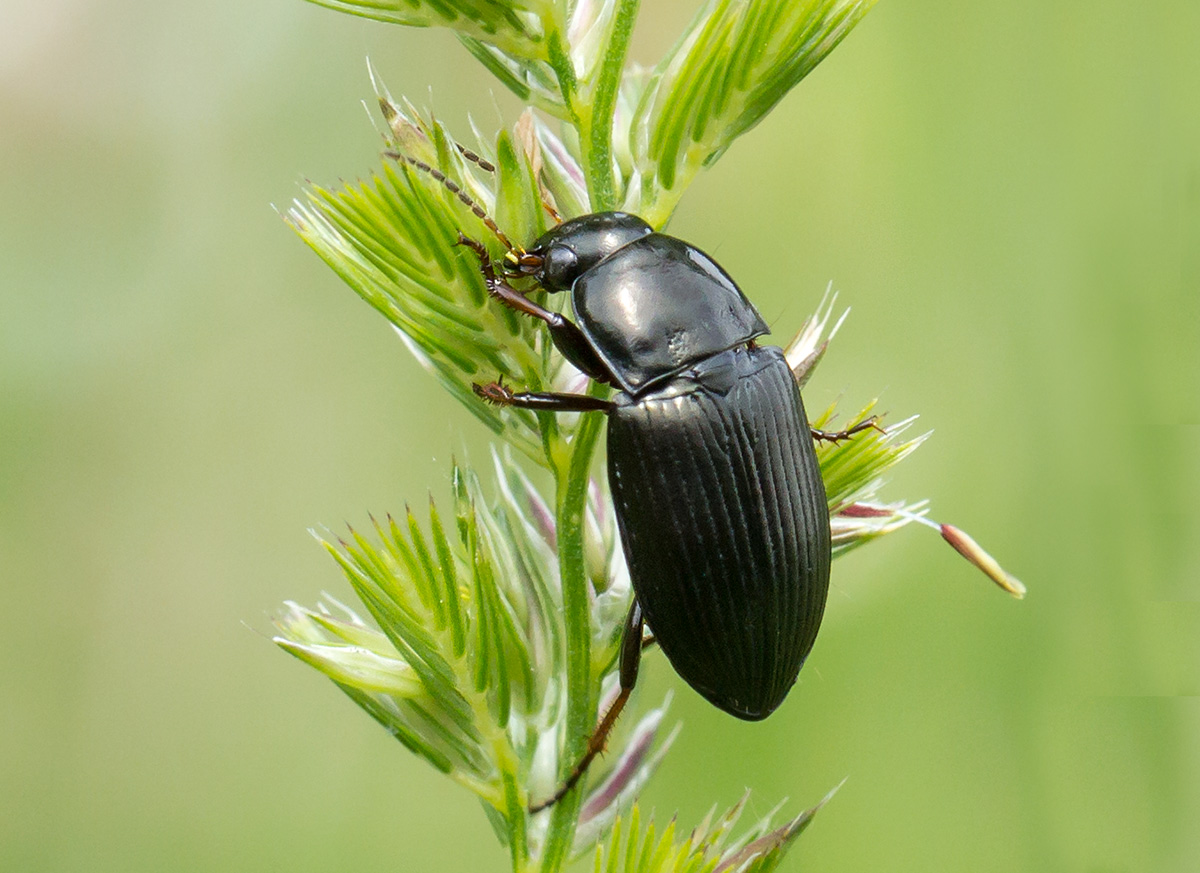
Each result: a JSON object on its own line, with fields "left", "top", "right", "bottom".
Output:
{"left": 384, "top": 150, "right": 517, "bottom": 253}
{"left": 456, "top": 143, "right": 562, "bottom": 225}
{"left": 455, "top": 144, "right": 495, "bottom": 173}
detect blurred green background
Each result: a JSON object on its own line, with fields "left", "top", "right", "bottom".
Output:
{"left": 2, "top": 0, "right": 1197, "bottom": 870}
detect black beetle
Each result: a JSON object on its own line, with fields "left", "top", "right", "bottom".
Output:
{"left": 451, "top": 210, "right": 878, "bottom": 810}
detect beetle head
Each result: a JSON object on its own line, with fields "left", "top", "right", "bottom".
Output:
{"left": 509, "top": 212, "right": 653, "bottom": 291}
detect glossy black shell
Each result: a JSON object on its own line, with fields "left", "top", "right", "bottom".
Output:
{"left": 607, "top": 345, "right": 831, "bottom": 719}
{"left": 572, "top": 234, "right": 770, "bottom": 393}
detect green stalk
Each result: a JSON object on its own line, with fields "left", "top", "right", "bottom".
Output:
{"left": 547, "top": 29, "right": 580, "bottom": 127}
{"left": 537, "top": 9, "right": 639, "bottom": 845}
{"left": 581, "top": 0, "right": 641, "bottom": 212}
{"left": 539, "top": 383, "right": 609, "bottom": 872}
{"left": 501, "top": 767, "right": 528, "bottom": 872}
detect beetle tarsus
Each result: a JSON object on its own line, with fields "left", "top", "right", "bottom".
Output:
{"left": 529, "top": 686, "right": 632, "bottom": 814}
{"left": 458, "top": 233, "right": 542, "bottom": 310}
{"left": 455, "top": 233, "right": 501, "bottom": 288}
{"left": 472, "top": 380, "right": 514, "bottom": 406}
{"left": 458, "top": 239, "right": 616, "bottom": 382}
{"left": 530, "top": 601, "right": 644, "bottom": 814}
{"left": 810, "top": 415, "right": 886, "bottom": 444}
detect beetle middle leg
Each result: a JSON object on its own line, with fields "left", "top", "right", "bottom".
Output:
{"left": 810, "top": 415, "right": 886, "bottom": 443}
{"left": 473, "top": 380, "right": 614, "bottom": 413}
{"left": 457, "top": 234, "right": 612, "bottom": 382}
{"left": 530, "top": 600, "right": 645, "bottom": 814}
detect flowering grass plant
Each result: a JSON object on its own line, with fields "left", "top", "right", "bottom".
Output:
{"left": 272, "top": 2, "right": 1024, "bottom": 870}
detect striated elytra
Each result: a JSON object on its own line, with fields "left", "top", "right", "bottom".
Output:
{"left": 607, "top": 343, "right": 830, "bottom": 720}
{"left": 465, "top": 211, "right": 832, "bottom": 808}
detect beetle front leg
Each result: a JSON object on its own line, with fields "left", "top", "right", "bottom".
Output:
{"left": 530, "top": 600, "right": 645, "bottom": 814}
{"left": 457, "top": 234, "right": 614, "bottom": 382}
{"left": 810, "top": 415, "right": 886, "bottom": 443}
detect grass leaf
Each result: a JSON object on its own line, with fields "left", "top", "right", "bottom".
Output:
{"left": 627, "top": 0, "right": 877, "bottom": 224}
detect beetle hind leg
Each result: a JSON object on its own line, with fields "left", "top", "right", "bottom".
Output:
{"left": 529, "top": 600, "right": 645, "bottom": 814}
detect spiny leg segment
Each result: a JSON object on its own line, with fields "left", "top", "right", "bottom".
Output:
{"left": 529, "top": 600, "right": 645, "bottom": 814}
{"left": 472, "top": 379, "right": 614, "bottom": 413}
{"left": 457, "top": 234, "right": 613, "bottom": 382}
